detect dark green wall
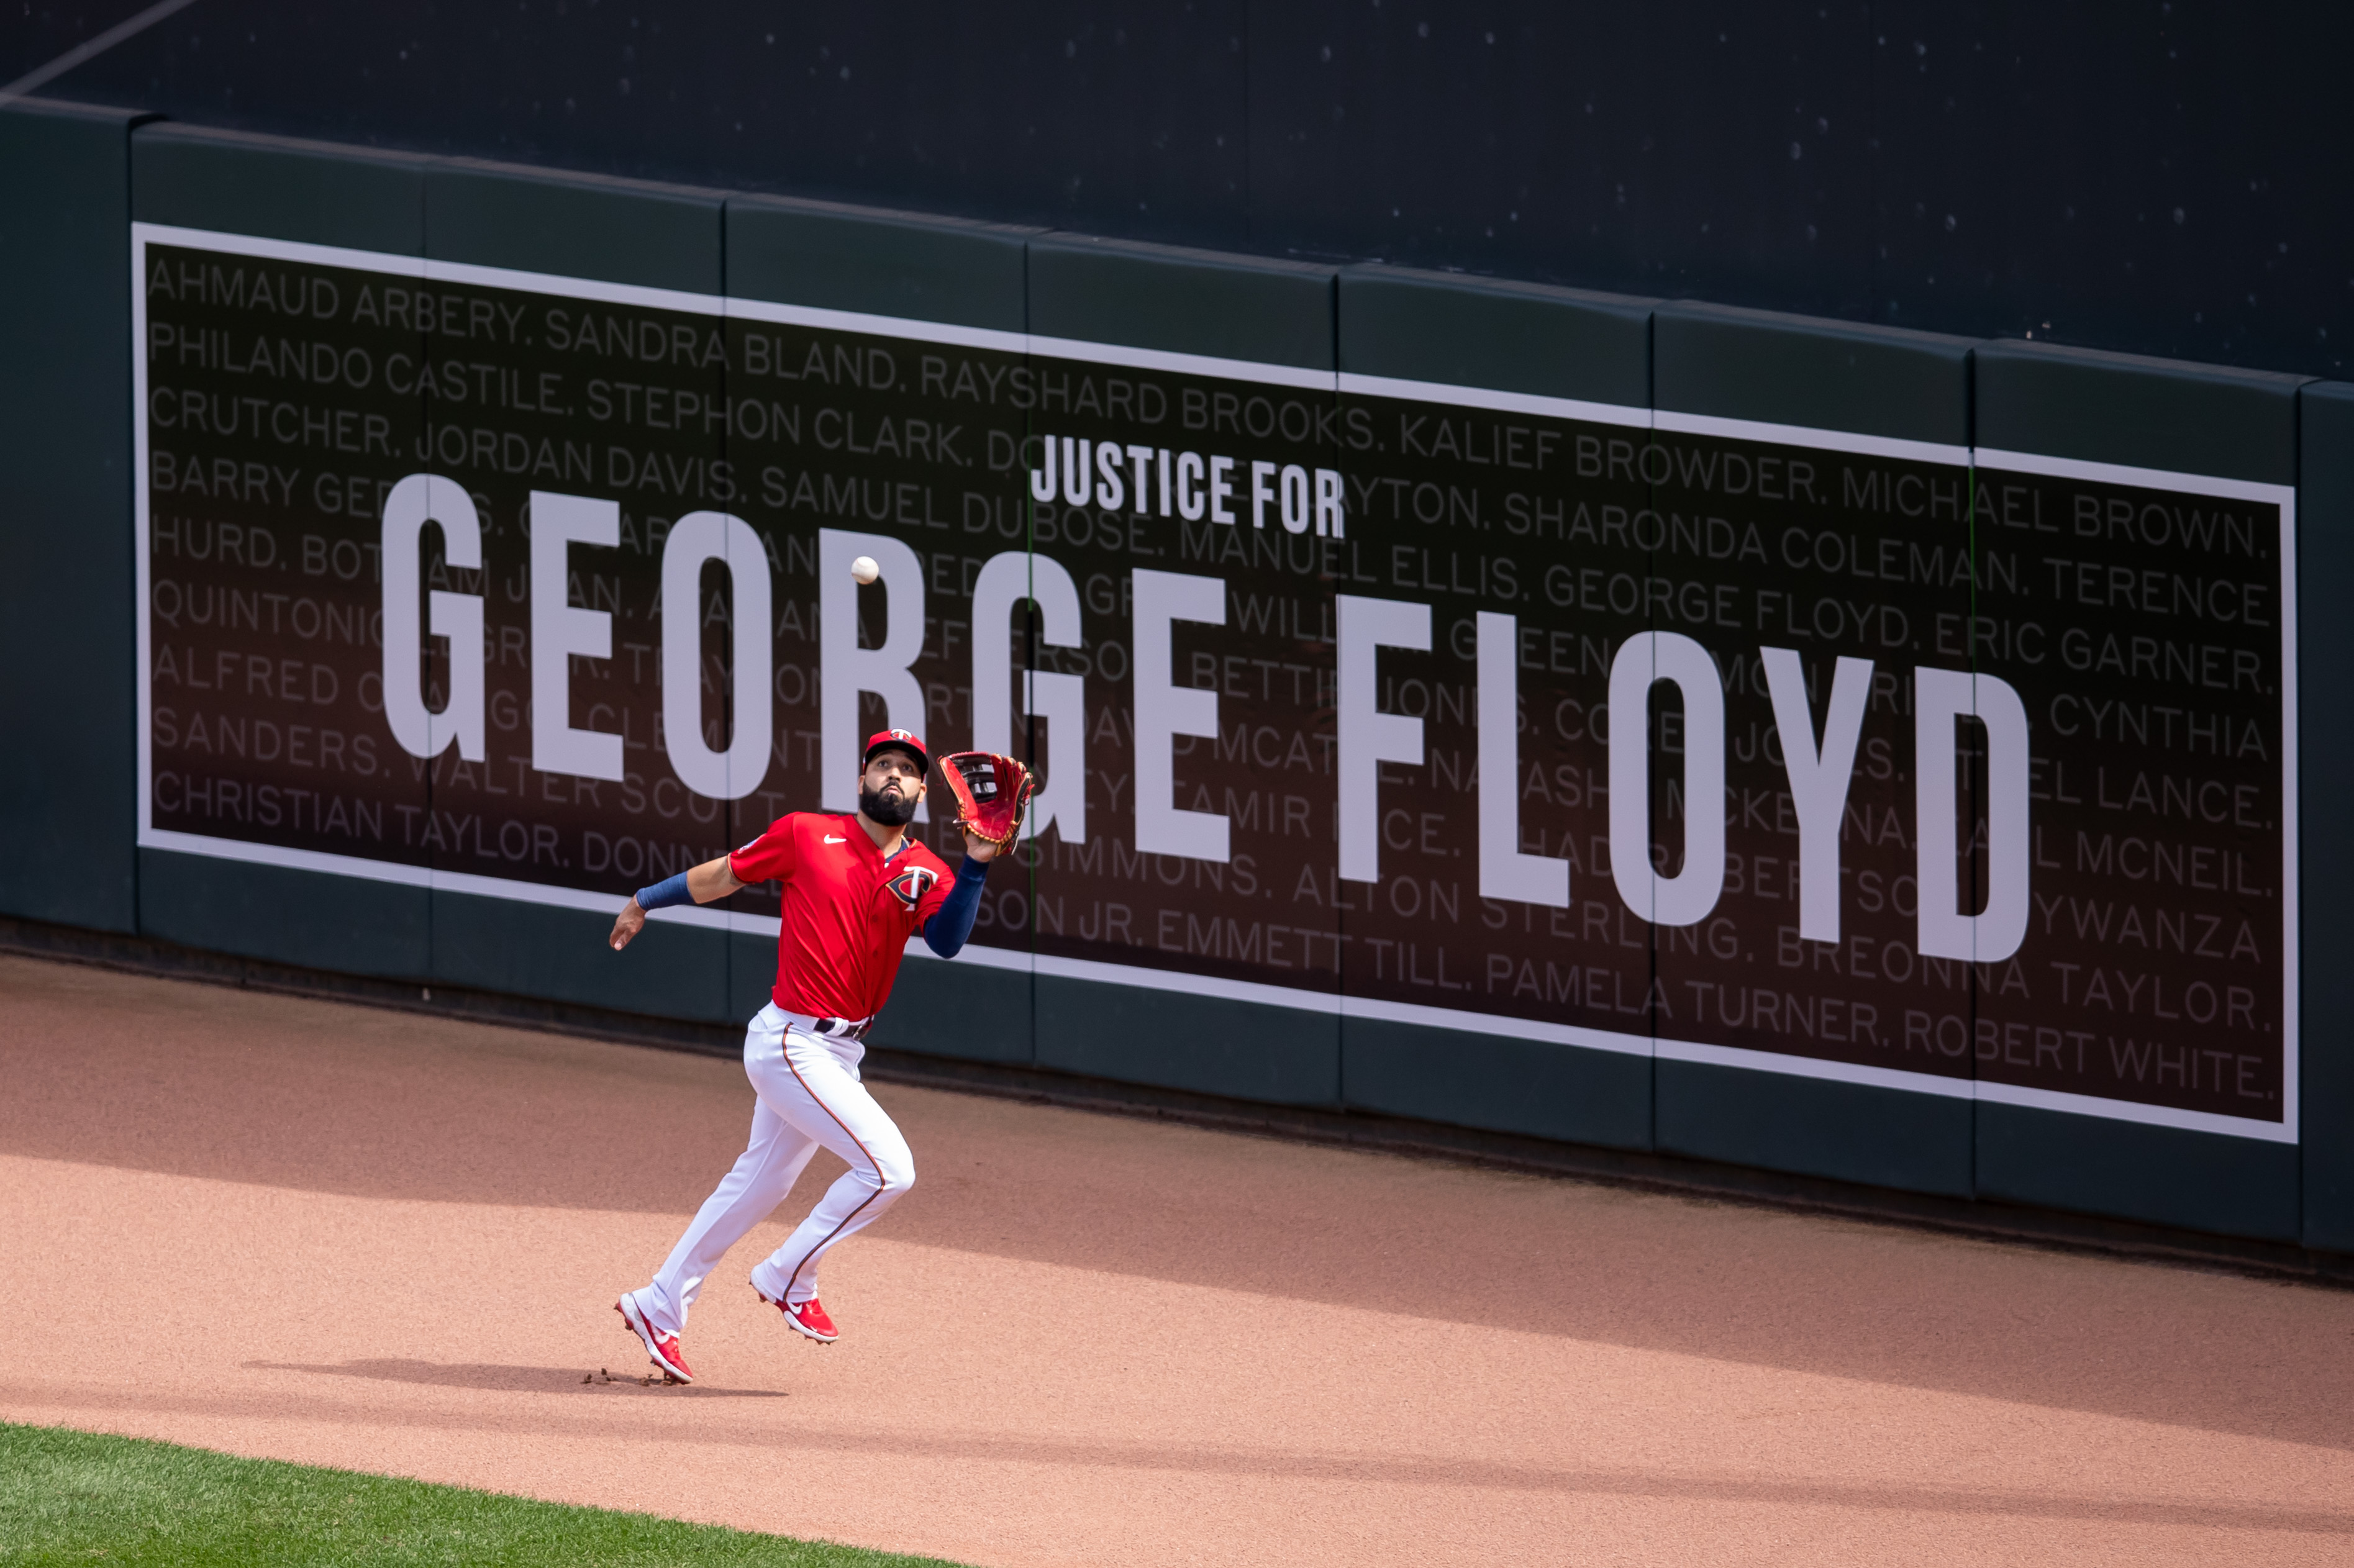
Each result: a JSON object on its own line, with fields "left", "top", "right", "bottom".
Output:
{"left": 419, "top": 156, "right": 731, "bottom": 1020}
{"left": 1340, "top": 265, "right": 1650, "bottom": 407}
{"left": 725, "top": 193, "right": 1034, "bottom": 332}
{"left": 724, "top": 190, "right": 1042, "bottom": 1064}
{"left": 134, "top": 122, "right": 427, "bottom": 252}
{"left": 1656, "top": 302, "right": 1976, "bottom": 447}
{"left": 1027, "top": 234, "right": 1334, "bottom": 369}
{"left": 2297, "top": 382, "right": 2354, "bottom": 1251}
{"left": 1975, "top": 342, "right": 2306, "bottom": 483}
{"left": 128, "top": 122, "right": 437, "bottom": 981}
{"left": 0, "top": 100, "right": 144, "bottom": 935}
{"left": 9, "top": 104, "right": 2342, "bottom": 1251}
{"left": 1970, "top": 340, "right": 2307, "bottom": 1241}
{"left": 1335, "top": 265, "right": 1655, "bottom": 1149}
{"left": 1027, "top": 237, "right": 1340, "bottom": 1101}
{"left": 1653, "top": 302, "right": 1978, "bottom": 1198}
{"left": 426, "top": 160, "right": 724, "bottom": 294}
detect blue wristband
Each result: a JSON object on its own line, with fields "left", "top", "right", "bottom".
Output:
{"left": 636, "top": 871, "right": 694, "bottom": 910}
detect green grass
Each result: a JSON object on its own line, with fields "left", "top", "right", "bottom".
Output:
{"left": 0, "top": 1421, "right": 970, "bottom": 1566}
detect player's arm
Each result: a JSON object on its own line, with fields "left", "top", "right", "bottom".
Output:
{"left": 921, "top": 843, "right": 995, "bottom": 959}
{"left": 607, "top": 855, "right": 743, "bottom": 951}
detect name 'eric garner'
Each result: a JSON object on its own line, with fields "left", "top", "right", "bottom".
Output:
{"left": 606, "top": 727, "right": 998, "bottom": 1383}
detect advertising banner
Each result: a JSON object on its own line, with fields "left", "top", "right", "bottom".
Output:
{"left": 133, "top": 224, "right": 2297, "bottom": 1139}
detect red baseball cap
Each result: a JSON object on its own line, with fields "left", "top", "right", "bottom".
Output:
{"left": 863, "top": 728, "right": 929, "bottom": 771}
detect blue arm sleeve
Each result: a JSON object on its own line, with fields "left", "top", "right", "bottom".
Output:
{"left": 923, "top": 856, "right": 992, "bottom": 958}
{"left": 636, "top": 871, "right": 694, "bottom": 910}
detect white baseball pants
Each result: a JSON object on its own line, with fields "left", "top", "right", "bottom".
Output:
{"left": 634, "top": 1004, "right": 916, "bottom": 1335}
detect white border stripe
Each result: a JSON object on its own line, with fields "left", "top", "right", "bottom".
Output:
{"left": 1655, "top": 407, "right": 1972, "bottom": 467}
{"left": 132, "top": 230, "right": 153, "bottom": 840}
{"left": 1972, "top": 446, "right": 2295, "bottom": 505}
{"left": 1034, "top": 947, "right": 1340, "bottom": 1013}
{"left": 1974, "top": 446, "right": 2299, "bottom": 1142}
{"left": 134, "top": 221, "right": 427, "bottom": 280}
{"left": 139, "top": 830, "right": 430, "bottom": 889}
{"left": 1337, "top": 371, "right": 1651, "bottom": 430}
{"left": 1024, "top": 331, "right": 1335, "bottom": 391}
{"left": 141, "top": 821, "right": 2297, "bottom": 1136}
{"left": 1973, "top": 1078, "right": 2297, "bottom": 1143}
{"left": 726, "top": 294, "right": 1027, "bottom": 355}
{"left": 130, "top": 830, "right": 754, "bottom": 928}
{"left": 901, "top": 937, "right": 1030, "bottom": 974}
{"left": 1340, "top": 990, "right": 1652, "bottom": 1056}
{"left": 1655, "top": 1035, "right": 1975, "bottom": 1099}
{"left": 2281, "top": 489, "right": 2302, "bottom": 1140}
{"left": 419, "top": 254, "right": 722, "bottom": 317}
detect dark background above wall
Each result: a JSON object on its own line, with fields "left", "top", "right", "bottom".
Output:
{"left": 6, "top": 2, "right": 2348, "bottom": 379}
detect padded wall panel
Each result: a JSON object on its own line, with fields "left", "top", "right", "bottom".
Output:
{"left": 1333, "top": 263, "right": 1655, "bottom": 1150}
{"left": 1024, "top": 235, "right": 1341, "bottom": 1101}
{"left": 1339, "top": 265, "right": 1652, "bottom": 406}
{"left": 0, "top": 100, "right": 143, "bottom": 933}
{"left": 1652, "top": 304, "right": 1976, "bottom": 1195}
{"left": 1656, "top": 1060, "right": 1975, "bottom": 1196}
{"left": 434, "top": 889, "right": 727, "bottom": 1022}
{"left": 425, "top": 160, "right": 724, "bottom": 291}
{"left": 129, "top": 122, "right": 435, "bottom": 971}
{"left": 137, "top": 850, "right": 429, "bottom": 979}
{"left": 724, "top": 193, "right": 1038, "bottom": 1059}
{"left": 1343, "top": 1019, "right": 1652, "bottom": 1149}
{"left": 1976, "top": 1103, "right": 2300, "bottom": 1241}
{"left": 725, "top": 194, "right": 1033, "bottom": 330}
{"left": 2296, "top": 383, "right": 2354, "bottom": 1249}
{"left": 1027, "top": 233, "right": 1334, "bottom": 368}
{"left": 1035, "top": 974, "right": 1340, "bottom": 1106}
{"left": 725, "top": 930, "right": 777, "bottom": 1025}
{"left": 872, "top": 953, "right": 1034, "bottom": 1066}
{"left": 1971, "top": 341, "right": 2307, "bottom": 1240}
{"left": 132, "top": 123, "right": 427, "bottom": 252}
{"left": 1654, "top": 302, "right": 1975, "bottom": 445}
{"left": 1975, "top": 341, "right": 2305, "bottom": 484}
{"left": 419, "top": 160, "right": 731, "bottom": 1018}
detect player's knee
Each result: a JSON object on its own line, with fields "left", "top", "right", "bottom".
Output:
{"left": 872, "top": 1146, "right": 915, "bottom": 1199}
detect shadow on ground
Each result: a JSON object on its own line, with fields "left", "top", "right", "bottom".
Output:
{"left": 9, "top": 954, "right": 2352, "bottom": 1454}
{"left": 242, "top": 1359, "right": 788, "bottom": 1397}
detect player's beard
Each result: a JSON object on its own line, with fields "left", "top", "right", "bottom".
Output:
{"left": 860, "top": 784, "right": 919, "bottom": 827}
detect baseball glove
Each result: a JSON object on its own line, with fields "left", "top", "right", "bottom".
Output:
{"left": 939, "top": 751, "right": 1036, "bottom": 850}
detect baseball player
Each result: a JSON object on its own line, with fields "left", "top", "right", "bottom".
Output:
{"left": 606, "top": 728, "right": 1026, "bottom": 1382}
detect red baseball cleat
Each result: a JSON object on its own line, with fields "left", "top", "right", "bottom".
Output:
{"left": 758, "top": 1289, "right": 839, "bottom": 1343}
{"left": 615, "top": 1292, "right": 694, "bottom": 1382}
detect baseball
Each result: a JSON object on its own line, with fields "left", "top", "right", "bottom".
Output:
{"left": 849, "top": 555, "right": 880, "bottom": 584}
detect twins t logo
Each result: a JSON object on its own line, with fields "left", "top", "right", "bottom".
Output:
{"left": 884, "top": 865, "right": 939, "bottom": 912}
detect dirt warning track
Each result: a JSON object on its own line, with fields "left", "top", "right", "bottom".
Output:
{"left": 2, "top": 951, "right": 2352, "bottom": 1565}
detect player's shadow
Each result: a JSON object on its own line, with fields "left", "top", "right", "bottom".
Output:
{"left": 243, "top": 1359, "right": 786, "bottom": 1397}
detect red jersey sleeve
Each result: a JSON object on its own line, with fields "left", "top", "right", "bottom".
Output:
{"left": 729, "top": 815, "right": 801, "bottom": 885}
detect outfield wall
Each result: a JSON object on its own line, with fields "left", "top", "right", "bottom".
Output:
{"left": 2, "top": 101, "right": 2343, "bottom": 1250}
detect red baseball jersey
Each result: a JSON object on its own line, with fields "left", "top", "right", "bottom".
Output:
{"left": 729, "top": 812, "right": 955, "bottom": 1021}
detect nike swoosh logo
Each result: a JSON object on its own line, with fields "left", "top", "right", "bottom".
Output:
{"left": 824, "top": 835, "right": 848, "bottom": 844}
